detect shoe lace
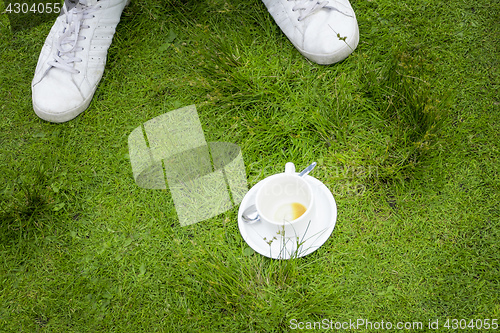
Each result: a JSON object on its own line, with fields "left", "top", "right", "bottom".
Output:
{"left": 290, "top": 0, "right": 353, "bottom": 21}
{"left": 48, "top": 0, "right": 100, "bottom": 74}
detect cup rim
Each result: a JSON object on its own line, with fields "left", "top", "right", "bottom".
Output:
{"left": 255, "top": 173, "right": 314, "bottom": 226}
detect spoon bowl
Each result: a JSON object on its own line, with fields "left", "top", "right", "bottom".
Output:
{"left": 241, "top": 204, "right": 259, "bottom": 224}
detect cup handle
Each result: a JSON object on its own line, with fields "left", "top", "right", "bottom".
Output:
{"left": 285, "top": 162, "right": 295, "bottom": 174}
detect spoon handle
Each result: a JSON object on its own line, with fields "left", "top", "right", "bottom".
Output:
{"left": 298, "top": 162, "right": 317, "bottom": 177}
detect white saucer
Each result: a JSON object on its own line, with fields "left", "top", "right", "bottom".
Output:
{"left": 238, "top": 175, "right": 337, "bottom": 259}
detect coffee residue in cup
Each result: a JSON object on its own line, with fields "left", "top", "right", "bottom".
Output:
{"left": 274, "top": 202, "right": 307, "bottom": 221}
{"left": 291, "top": 202, "right": 307, "bottom": 220}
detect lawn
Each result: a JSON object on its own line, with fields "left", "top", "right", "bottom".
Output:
{"left": 0, "top": 0, "right": 498, "bottom": 331}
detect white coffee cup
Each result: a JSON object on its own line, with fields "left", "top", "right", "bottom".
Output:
{"left": 255, "top": 163, "right": 315, "bottom": 238}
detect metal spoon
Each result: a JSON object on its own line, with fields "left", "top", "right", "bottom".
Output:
{"left": 241, "top": 204, "right": 259, "bottom": 224}
{"left": 241, "top": 162, "right": 316, "bottom": 224}
{"left": 298, "top": 161, "right": 316, "bottom": 177}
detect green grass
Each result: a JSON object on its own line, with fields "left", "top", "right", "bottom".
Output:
{"left": 1, "top": 0, "right": 499, "bottom": 331}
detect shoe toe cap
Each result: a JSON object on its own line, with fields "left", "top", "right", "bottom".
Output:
{"left": 32, "top": 69, "right": 90, "bottom": 122}
{"left": 301, "top": 12, "right": 359, "bottom": 64}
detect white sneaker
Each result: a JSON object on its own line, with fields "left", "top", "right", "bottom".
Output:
{"left": 32, "top": 0, "right": 129, "bottom": 123}
{"left": 262, "top": 0, "right": 359, "bottom": 65}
